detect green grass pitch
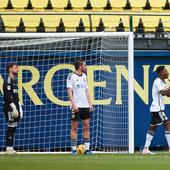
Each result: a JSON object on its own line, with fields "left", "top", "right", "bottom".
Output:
{"left": 0, "top": 153, "right": 170, "bottom": 170}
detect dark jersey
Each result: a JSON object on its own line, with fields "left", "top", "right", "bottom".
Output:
{"left": 3, "top": 76, "right": 19, "bottom": 112}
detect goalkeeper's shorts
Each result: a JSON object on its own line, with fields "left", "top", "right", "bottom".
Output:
{"left": 71, "top": 108, "right": 91, "bottom": 121}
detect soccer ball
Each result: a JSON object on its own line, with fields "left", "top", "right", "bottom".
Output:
{"left": 76, "top": 144, "right": 86, "bottom": 155}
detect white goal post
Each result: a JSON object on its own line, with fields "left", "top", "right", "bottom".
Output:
{"left": 0, "top": 32, "right": 134, "bottom": 154}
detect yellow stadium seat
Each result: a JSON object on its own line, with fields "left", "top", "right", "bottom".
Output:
{"left": 91, "top": 15, "right": 129, "bottom": 32}
{"left": 31, "top": 0, "right": 48, "bottom": 11}
{"left": 42, "top": 15, "right": 61, "bottom": 32}
{"left": 90, "top": 0, "right": 106, "bottom": 11}
{"left": 21, "top": 15, "right": 41, "bottom": 32}
{"left": 129, "top": 0, "right": 146, "bottom": 11}
{"left": 61, "top": 15, "right": 90, "bottom": 32}
{"left": 161, "top": 16, "right": 170, "bottom": 32}
{"left": 0, "top": 0, "right": 8, "bottom": 11}
{"left": 71, "top": 0, "right": 87, "bottom": 11}
{"left": 110, "top": 0, "right": 126, "bottom": 11}
{"left": 2, "top": 15, "right": 20, "bottom": 32}
{"left": 149, "top": 0, "right": 166, "bottom": 11}
{"left": 51, "top": 0, "right": 68, "bottom": 11}
{"left": 11, "top": 0, "right": 28, "bottom": 11}
{"left": 133, "top": 16, "right": 160, "bottom": 32}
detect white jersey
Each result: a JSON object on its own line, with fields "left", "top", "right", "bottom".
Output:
{"left": 67, "top": 72, "right": 89, "bottom": 108}
{"left": 150, "top": 78, "right": 167, "bottom": 112}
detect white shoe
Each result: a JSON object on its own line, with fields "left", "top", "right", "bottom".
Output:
{"left": 6, "top": 147, "right": 17, "bottom": 155}
{"left": 142, "top": 148, "right": 155, "bottom": 154}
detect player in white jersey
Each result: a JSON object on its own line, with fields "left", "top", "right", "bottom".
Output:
{"left": 67, "top": 59, "right": 93, "bottom": 155}
{"left": 143, "top": 66, "right": 170, "bottom": 154}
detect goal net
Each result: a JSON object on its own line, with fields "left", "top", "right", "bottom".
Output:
{"left": 0, "top": 32, "right": 134, "bottom": 153}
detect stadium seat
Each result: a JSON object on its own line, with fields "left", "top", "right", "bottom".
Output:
{"left": 51, "top": 0, "right": 68, "bottom": 11}
{"left": 10, "top": 0, "right": 28, "bottom": 11}
{"left": 21, "top": 15, "right": 41, "bottom": 32}
{"left": 149, "top": 0, "right": 166, "bottom": 11}
{"left": 2, "top": 15, "right": 20, "bottom": 32}
{"left": 90, "top": 0, "right": 106, "bottom": 11}
{"left": 60, "top": 15, "right": 90, "bottom": 32}
{"left": 109, "top": 0, "right": 126, "bottom": 11}
{"left": 91, "top": 15, "right": 129, "bottom": 32}
{"left": 71, "top": 0, "right": 87, "bottom": 11}
{"left": 161, "top": 16, "right": 170, "bottom": 32}
{"left": 42, "top": 15, "right": 61, "bottom": 32}
{"left": 0, "top": 0, "right": 8, "bottom": 11}
{"left": 133, "top": 16, "right": 160, "bottom": 32}
{"left": 129, "top": 0, "right": 146, "bottom": 11}
{"left": 30, "top": 0, "right": 48, "bottom": 11}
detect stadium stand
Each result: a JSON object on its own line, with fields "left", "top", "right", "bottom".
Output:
{"left": 0, "top": 0, "right": 170, "bottom": 33}
{"left": 1, "top": 14, "right": 170, "bottom": 33}
{"left": 0, "top": 0, "right": 170, "bottom": 12}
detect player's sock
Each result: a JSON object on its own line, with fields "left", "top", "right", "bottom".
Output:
{"left": 165, "top": 131, "right": 170, "bottom": 149}
{"left": 144, "top": 130, "right": 154, "bottom": 149}
{"left": 71, "top": 139, "right": 77, "bottom": 151}
{"left": 84, "top": 138, "right": 90, "bottom": 150}
{"left": 6, "top": 127, "right": 16, "bottom": 148}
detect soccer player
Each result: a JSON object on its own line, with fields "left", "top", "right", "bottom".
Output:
{"left": 3, "top": 63, "right": 23, "bottom": 154}
{"left": 67, "top": 59, "right": 93, "bottom": 155}
{"left": 143, "top": 66, "right": 170, "bottom": 154}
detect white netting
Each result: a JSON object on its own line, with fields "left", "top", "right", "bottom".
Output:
{"left": 0, "top": 33, "right": 133, "bottom": 153}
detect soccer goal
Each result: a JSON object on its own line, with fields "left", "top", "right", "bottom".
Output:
{"left": 0, "top": 32, "right": 134, "bottom": 154}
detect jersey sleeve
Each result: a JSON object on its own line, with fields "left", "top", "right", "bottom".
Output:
{"left": 3, "top": 77, "right": 14, "bottom": 104}
{"left": 67, "top": 73, "right": 73, "bottom": 89}
{"left": 85, "top": 75, "right": 88, "bottom": 89}
{"left": 156, "top": 80, "right": 165, "bottom": 92}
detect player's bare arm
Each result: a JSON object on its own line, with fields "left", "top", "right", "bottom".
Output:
{"left": 86, "top": 89, "right": 93, "bottom": 112}
{"left": 67, "top": 88, "right": 79, "bottom": 112}
{"left": 160, "top": 87, "right": 170, "bottom": 96}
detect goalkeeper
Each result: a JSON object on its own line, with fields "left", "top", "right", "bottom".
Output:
{"left": 3, "top": 63, "right": 23, "bottom": 154}
{"left": 67, "top": 59, "right": 93, "bottom": 155}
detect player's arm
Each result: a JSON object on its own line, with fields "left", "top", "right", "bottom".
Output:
{"left": 85, "top": 75, "right": 93, "bottom": 112}
{"left": 67, "top": 88, "right": 79, "bottom": 112}
{"left": 67, "top": 73, "right": 79, "bottom": 112}
{"left": 86, "top": 89, "right": 93, "bottom": 112}
{"left": 3, "top": 80, "right": 19, "bottom": 117}
{"left": 160, "top": 87, "right": 170, "bottom": 96}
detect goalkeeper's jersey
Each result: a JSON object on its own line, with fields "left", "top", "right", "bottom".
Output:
{"left": 67, "top": 72, "right": 89, "bottom": 108}
{"left": 3, "top": 75, "right": 19, "bottom": 111}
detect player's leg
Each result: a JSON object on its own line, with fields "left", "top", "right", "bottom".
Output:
{"left": 4, "top": 111, "right": 18, "bottom": 154}
{"left": 143, "top": 125, "right": 157, "bottom": 154}
{"left": 82, "top": 119, "right": 90, "bottom": 149}
{"left": 81, "top": 108, "right": 92, "bottom": 154}
{"left": 143, "top": 112, "right": 160, "bottom": 154}
{"left": 70, "top": 109, "right": 79, "bottom": 154}
{"left": 71, "top": 120, "right": 78, "bottom": 153}
{"left": 162, "top": 113, "right": 170, "bottom": 153}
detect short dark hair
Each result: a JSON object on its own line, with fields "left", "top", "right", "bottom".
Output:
{"left": 6, "top": 63, "right": 18, "bottom": 73}
{"left": 156, "top": 65, "right": 165, "bottom": 74}
{"left": 74, "top": 59, "right": 85, "bottom": 70}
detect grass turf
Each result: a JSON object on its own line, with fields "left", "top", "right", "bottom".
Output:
{"left": 0, "top": 153, "right": 170, "bottom": 170}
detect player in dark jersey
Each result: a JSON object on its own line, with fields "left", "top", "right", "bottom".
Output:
{"left": 3, "top": 63, "right": 23, "bottom": 154}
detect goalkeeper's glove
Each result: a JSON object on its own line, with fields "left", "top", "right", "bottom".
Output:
{"left": 18, "top": 102, "right": 23, "bottom": 119}
{"left": 10, "top": 103, "right": 19, "bottom": 118}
